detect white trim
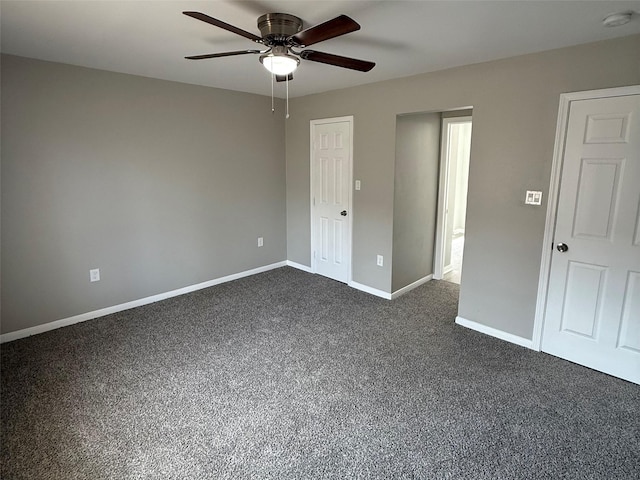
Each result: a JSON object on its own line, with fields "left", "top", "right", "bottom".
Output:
{"left": 434, "top": 116, "right": 472, "bottom": 280}
{"left": 531, "top": 91, "right": 571, "bottom": 351}
{"left": 0, "top": 261, "right": 287, "bottom": 344}
{"left": 434, "top": 119, "right": 451, "bottom": 279}
{"left": 286, "top": 260, "right": 313, "bottom": 273}
{"left": 309, "top": 115, "right": 354, "bottom": 283}
{"left": 455, "top": 316, "right": 535, "bottom": 350}
{"left": 349, "top": 280, "right": 392, "bottom": 300}
{"left": 532, "top": 85, "right": 640, "bottom": 351}
{"left": 390, "top": 274, "right": 433, "bottom": 300}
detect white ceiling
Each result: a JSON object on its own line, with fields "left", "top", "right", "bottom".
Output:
{"left": 2, "top": 1, "right": 639, "bottom": 98}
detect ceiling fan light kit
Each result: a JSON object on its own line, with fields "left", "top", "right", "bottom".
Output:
{"left": 260, "top": 46, "right": 300, "bottom": 76}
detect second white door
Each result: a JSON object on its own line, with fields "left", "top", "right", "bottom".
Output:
{"left": 311, "top": 118, "right": 352, "bottom": 283}
{"left": 542, "top": 91, "right": 640, "bottom": 384}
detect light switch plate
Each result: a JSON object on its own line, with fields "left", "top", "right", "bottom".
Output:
{"left": 525, "top": 190, "right": 543, "bottom": 205}
{"left": 355, "top": 180, "right": 361, "bottom": 191}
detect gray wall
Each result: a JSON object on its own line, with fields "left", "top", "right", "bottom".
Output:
{"left": 392, "top": 113, "right": 440, "bottom": 292}
{"left": 285, "top": 35, "right": 640, "bottom": 339}
{"left": 3, "top": 35, "right": 639, "bottom": 341}
{"left": 1, "top": 54, "right": 286, "bottom": 335}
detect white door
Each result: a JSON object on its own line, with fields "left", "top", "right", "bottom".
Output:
{"left": 542, "top": 92, "right": 640, "bottom": 384}
{"left": 311, "top": 118, "right": 352, "bottom": 283}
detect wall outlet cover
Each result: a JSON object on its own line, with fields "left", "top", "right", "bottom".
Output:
{"left": 90, "top": 268, "right": 100, "bottom": 282}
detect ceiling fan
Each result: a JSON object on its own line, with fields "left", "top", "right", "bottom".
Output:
{"left": 183, "top": 11, "right": 376, "bottom": 82}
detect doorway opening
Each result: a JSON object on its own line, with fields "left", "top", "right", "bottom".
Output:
{"left": 434, "top": 115, "right": 472, "bottom": 284}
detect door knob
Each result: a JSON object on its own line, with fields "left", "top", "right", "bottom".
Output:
{"left": 340, "top": 210, "right": 347, "bottom": 216}
{"left": 556, "top": 243, "right": 569, "bottom": 253}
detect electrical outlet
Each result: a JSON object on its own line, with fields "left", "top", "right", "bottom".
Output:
{"left": 90, "top": 268, "right": 100, "bottom": 282}
{"left": 377, "top": 255, "right": 383, "bottom": 267}
{"left": 355, "top": 180, "right": 361, "bottom": 191}
{"left": 258, "top": 237, "right": 264, "bottom": 247}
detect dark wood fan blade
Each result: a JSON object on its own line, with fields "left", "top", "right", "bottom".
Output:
{"left": 300, "top": 50, "right": 375, "bottom": 72}
{"left": 183, "top": 11, "right": 262, "bottom": 42}
{"left": 275, "top": 73, "right": 294, "bottom": 82}
{"left": 185, "top": 50, "right": 262, "bottom": 60}
{"left": 290, "top": 15, "right": 359, "bottom": 47}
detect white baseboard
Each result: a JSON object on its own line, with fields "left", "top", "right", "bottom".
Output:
{"left": 455, "top": 316, "right": 535, "bottom": 350}
{"left": 349, "top": 281, "right": 392, "bottom": 300}
{"left": 0, "top": 261, "right": 287, "bottom": 344}
{"left": 286, "top": 260, "right": 313, "bottom": 273}
{"left": 287, "top": 262, "right": 394, "bottom": 300}
{"left": 391, "top": 274, "right": 433, "bottom": 300}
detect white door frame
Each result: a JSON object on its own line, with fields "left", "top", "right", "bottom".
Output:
{"left": 532, "top": 85, "right": 640, "bottom": 350}
{"left": 434, "top": 115, "right": 472, "bottom": 280}
{"left": 309, "top": 116, "right": 354, "bottom": 283}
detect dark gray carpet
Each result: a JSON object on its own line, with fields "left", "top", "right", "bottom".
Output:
{"left": 2, "top": 267, "right": 639, "bottom": 479}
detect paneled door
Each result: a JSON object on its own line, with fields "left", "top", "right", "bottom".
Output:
{"left": 542, "top": 92, "right": 640, "bottom": 384}
{"left": 311, "top": 118, "right": 352, "bottom": 283}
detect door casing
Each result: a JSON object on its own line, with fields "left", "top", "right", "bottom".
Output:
{"left": 532, "top": 85, "right": 640, "bottom": 350}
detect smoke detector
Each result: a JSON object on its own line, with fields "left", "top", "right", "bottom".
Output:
{"left": 602, "top": 11, "right": 633, "bottom": 27}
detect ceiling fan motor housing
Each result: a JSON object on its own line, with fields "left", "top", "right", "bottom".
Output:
{"left": 257, "top": 13, "right": 303, "bottom": 43}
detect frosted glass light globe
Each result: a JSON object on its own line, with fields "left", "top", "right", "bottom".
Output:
{"left": 261, "top": 54, "right": 299, "bottom": 76}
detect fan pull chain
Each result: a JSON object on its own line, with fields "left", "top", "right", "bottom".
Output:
{"left": 271, "top": 73, "right": 275, "bottom": 113}
{"left": 286, "top": 75, "right": 290, "bottom": 119}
